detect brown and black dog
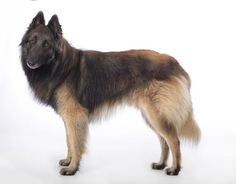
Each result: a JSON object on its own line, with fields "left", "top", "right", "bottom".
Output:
{"left": 20, "top": 11, "right": 200, "bottom": 176}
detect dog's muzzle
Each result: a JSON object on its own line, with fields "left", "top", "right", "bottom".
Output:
{"left": 26, "top": 60, "right": 41, "bottom": 69}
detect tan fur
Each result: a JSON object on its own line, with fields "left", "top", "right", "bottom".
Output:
{"left": 22, "top": 11, "right": 199, "bottom": 176}
{"left": 88, "top": 96, "right": 132, "bottom": 122}
{"left": 131, "top": 74, "right": 200, "bottom": 173}
{"left": 56, "top": 69, "right": 200, "bottom": 175}
{"left": 138, "top": 96, "right": 181, "bottom": 170}
{"left": 158, "top": 136, "right": 169, "bottom": 165}
{"left": 56, "top": 83, "right": 89, "bottom": 174}
{"left": 179, "top": 115, "right": 201, "bottom": 144}
{"left": 133, "top": 75, "right": 198, "bottom": 137}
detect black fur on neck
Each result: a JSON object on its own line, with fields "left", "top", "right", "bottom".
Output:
{"left": 21, "top": 39, "right": 80, "bottom": 107}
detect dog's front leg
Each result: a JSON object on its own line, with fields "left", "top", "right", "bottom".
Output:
{"left": 59, "top": 126, "right": 72, "bottom": 166}
{"left": 58, "top": 105, "right": 88, "bottom": 176}
{"left": 56, "top": 84, "right": 89, "bottom": 175}
{"left": 59, "top": 116, "right": 88, "bottom": 175}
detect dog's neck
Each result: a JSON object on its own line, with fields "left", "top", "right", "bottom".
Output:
{"left": 24, "top": 38, "right": 81, "bottom": 107}
{"left": 55, "top": 38, "right": 78, "bottom": 68}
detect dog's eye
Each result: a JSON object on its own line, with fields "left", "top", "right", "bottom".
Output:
{"left": 30, "top": 36, "right": 37, "bottom": 45}
{"left": 42, "top": 40, "right": 49, "bottom": 48}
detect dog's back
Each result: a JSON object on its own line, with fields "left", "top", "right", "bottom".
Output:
{"left": 77, "top": 50, "right": 189, "bottom": 111}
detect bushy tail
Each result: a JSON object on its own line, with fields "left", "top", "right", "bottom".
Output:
{"left": 180, "top": 115, "right": 201, "bottom": 144}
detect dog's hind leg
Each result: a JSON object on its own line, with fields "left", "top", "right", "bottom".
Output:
{"left": 139, "top": 76, "right": 193, "bottom": 175}
{"left": 152, "top": 136, "right": 169, "bottom": 170}
{"left": 159, "top": 123, "right": 181, "bottom": 176}
{"left": 142, "top": 113, "right": 169, "bottom": 170}
{"left": 141, "top": 104, "right": 181, "bottom": 176}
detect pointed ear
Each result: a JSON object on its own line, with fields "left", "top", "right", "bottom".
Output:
{"left": 47, "top": 14, "right": 62, "bottom": 39}
{"left": 28, "top": 11, "right": 45, "bottom": 30}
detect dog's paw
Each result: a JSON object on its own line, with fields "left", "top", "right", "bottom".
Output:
{"left": 60, "top": 167, "right": 78, "bottom": 176}
{"left": 151, "top": 162, "right": 166, "bottom": 170}
{"left": 59, "top": 159, "right": 71, "bottom": 166}
{"left": 165, "top": 166, "right": 181, "bottom": 176}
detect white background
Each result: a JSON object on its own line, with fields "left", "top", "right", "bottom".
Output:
{"left": 0, "top": 0, "right": 236, "bottom": 183}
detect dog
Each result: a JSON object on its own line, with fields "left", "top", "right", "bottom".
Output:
{"left": 20, "top": 11, "right": 200, "bottom": 176}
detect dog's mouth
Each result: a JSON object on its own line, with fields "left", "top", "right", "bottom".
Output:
{"left": 26, "top": 54, "right": 55, "bottom": 69}
{"left": 26, "top": 61, "right": 41, "bottom": 69}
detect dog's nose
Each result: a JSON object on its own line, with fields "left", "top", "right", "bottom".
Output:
{"left": 27, "top": 60, "right": 39, "bottom": 69}
{"left": 27, "top": 60, "right": 34, "bottom": 66}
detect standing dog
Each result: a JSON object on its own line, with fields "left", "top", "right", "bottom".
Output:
{"left": 20, "top": 11, "right": 200, "bottom": 176}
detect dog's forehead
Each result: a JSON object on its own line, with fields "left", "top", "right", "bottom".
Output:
{"left": 29, "top": 25, "right": 53, "bottom": 38}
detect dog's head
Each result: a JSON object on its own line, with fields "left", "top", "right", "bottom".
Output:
{"left": 21, "top": 11, "right": 62, "bottom": 69}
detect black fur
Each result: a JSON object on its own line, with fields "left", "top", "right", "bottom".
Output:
{"left": 152, "top": 163, "right": 167, "bottom": 170}
{"left": 20, "top": 11, "right": 192, "bottom": 176}
{"left": 78, "top": 51, "right": 155, "bottom": 111}
{"left": 21, "top": 12, "right": 186, "bottom": 112}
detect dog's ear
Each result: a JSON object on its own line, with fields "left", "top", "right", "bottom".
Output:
{"left": 47, "top": 14, "right": 62, "bottom": 39}
{"left": 28, "top": 11, "right": 45, "bottom": 30}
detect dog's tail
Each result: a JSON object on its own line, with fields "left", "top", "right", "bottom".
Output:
{"left": 179, "top": 114, "right": 201, "bottom": 144}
